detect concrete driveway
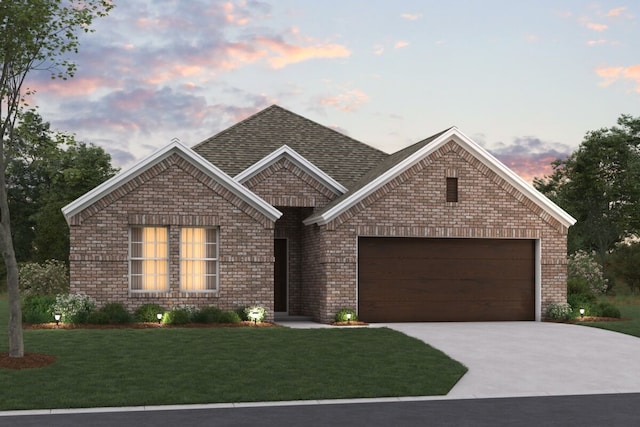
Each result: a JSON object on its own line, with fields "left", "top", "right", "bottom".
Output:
{"left": 383, "top": 322, "right": 640, "bottom": 399}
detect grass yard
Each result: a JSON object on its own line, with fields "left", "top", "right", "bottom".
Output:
{"left": 0, "top": 295, "right": 466, "bottom": 411}
{"left": 577, "top": 294, "right": 640, "bottom": 337}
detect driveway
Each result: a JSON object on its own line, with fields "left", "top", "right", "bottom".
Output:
{"left": 383, "top": 322, "right": 640, "bottom": 399}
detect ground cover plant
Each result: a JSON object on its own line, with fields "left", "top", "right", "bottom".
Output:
{"left": 0, "top": 295, "right": 467, "bottom": 410}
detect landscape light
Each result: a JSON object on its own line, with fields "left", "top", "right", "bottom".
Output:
{"left": 250, "top": 310, "right": 260, "bottom": 325}
{"left": 346, "top": 313, "right": 352, "bottom": 324}
{"left": 579, "top": 308, "right": 585, "bottom": 319}
{"left": 54, "top": 313, "right": 61, "bottom": 328}
{"left": 157, "top": 313, "right": 163, "bottom": 324}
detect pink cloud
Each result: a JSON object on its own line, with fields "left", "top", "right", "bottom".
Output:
{"left": 257, "top": 36, "right": 350, "bottom": 69}
{"left": 31, "top": 76, "right": 117, "bottom": 97}
{"left": 596, "top": 65, "right": 640, "bottom": 92}
{"left": 607, "top": 7, "right": 629, "bottom": 18}
{"left": 319, "top": 89, "right": 369, "bottom": 112}
{"left": 586, "top": 22, "right": 608, "bottom": 32}
{"left": 401, "top": 13, "right": 422, "bottom": 21}
{"left": 394, "top": 40, "right": 409, "bottom": 49}
{"left": 373, "top": 45, "right": 384, "bottom": 55}
{"left": 587, "top": 39, "right": 607, "bottom": 46}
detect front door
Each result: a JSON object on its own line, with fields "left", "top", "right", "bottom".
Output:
{"left": 274, "top": 238, "right": 288, "bottom": 312}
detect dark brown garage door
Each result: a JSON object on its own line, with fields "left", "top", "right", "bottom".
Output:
{"left": 358, "top": 237, "right": 535, "bottom": 322}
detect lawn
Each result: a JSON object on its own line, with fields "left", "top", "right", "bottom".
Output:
{"left": 577, "top": 294, "right": 640, "bottom": 337}
{"left": 0, "top": 295, "right": 467, "bottom": 411}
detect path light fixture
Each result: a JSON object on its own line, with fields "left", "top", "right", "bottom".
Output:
{"left": 579, "top": 308, "right": 585, "bottom": 319}
{"left": 346, "top": 313, "right": 352, "bottom": 324}
{"left": 54, "top": 313, "right": 61, "bottom": 328}
{"left": 250, "top": 310, "right": 260, "bottom": 325}
{"left": 157, "top": 313, "right": 163, "bottom": 324}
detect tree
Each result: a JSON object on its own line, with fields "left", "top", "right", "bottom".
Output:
{"left": 1, "top": 0, "right": 113, "bottom": 357}
{"left": 534, "top": 115, "right": 640, "bottom": 267}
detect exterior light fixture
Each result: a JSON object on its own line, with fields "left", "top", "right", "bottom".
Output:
{"left": 54, "top": 313, "right": 61, "bottom": 328}
{"left": 579, "top": 308, "right": 585, "bottom": 319}
{"left": 346, "top": 313, "right": 352, "bottom": 324}
{"left": 157, "top": 313, "right": 163, "bottom": 324}
{"left": 250, "top": 310, "right": 260, "bottom": 325}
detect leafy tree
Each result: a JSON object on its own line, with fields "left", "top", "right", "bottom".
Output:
{"left": 0, "top": 0, "right": 113, "bottom": 357}
{"left": 534, "top": 115, "right": 640, "bottom": 267}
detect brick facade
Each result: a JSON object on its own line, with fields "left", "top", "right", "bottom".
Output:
{"left": 67, "top": 130, "right": 570, "bottom": 324}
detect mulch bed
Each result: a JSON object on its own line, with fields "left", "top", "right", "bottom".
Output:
{"left": 330, "top": 321, "right": 369, "bottom": 326}
{"left": 23, "top": 321, "right": 277, "bottom": 329}
{"left": 0, "top": 352, "right": 57, "bottom": 370}
{"left": 573, "top": 316, "right": 625, "bottom": 322}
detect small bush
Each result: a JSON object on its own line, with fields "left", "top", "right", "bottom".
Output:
{"left": 545, "top": 303, "right": 572, "bottom": 321}
{"left": 22, "top": 295, "right": 56, "bottom": 324}
{"left": 162, "top": 307, "right": 193, "bottom": 325}
{"left": 93, "top": 302, "right": 131, "bottom": 324}
{"left": 217, "top": 311, "right": 241, "bottom": 323}
{"left": 134, "top": 303, "right": 165, "bottom": 322}
{"left": 335, "top": 308, "right": 358, "bottom": 322}
{"left": 194, "top": 306, "right": 224, "bottom": 323}
{"left": 19, "top": 260, "right": 69, "bottom": 297}
{"left": 87, "top": 310, "right": 110, "bottom": 325}
{"left": 595, "top": 302, "right": 621, "bottom": 318}
{"left": 243, "top": 306, "right": 267, "bottom": 323}
{"left": 52, "top": 293, "right": 96, "bottom": 324}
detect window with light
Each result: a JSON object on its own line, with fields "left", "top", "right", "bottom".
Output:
{"left": 130, "top": 227, "right": 168, "bottom": 291}
{"left": 180, "top": 227, "right": 218, "bottom": 291}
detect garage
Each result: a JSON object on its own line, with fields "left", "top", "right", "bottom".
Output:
{"left": 358, "top": 237, "right": 535, "bottom": 322}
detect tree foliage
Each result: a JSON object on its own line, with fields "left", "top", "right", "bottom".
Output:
{"left": 534, "top": 115, "right": 640, "bottom": 266}
{"left": 1, "top": 0, "right": 113, "bottom": 357}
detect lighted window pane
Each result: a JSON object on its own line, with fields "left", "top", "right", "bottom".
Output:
{"left": 181, "top": 227, "right": 217, "bottom": 291}
{"left": 130, "top": 227, "right": 169, "bottom": 292}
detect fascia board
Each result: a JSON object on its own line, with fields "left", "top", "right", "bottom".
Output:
{"left": 304, "top": 128, "right": 576, "bottom": 228}
{"left": 235, "top": 145, "right": 347, "bottom": 195}
{"left": 62, "top": 141, "right": 282, "bottom": 224}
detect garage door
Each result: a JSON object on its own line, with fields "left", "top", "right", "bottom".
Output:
{"left": 358, "top": 237, "right": 535, "bottom": 322}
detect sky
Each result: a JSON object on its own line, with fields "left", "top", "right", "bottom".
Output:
{"left": 27, "top": 0, "right": 640, "bottom": 183}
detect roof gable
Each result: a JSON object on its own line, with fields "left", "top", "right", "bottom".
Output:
{"left": 62, "top": 141, "right": 282, "bottom": 224}
{"left": 192, "top": 105, "right": 388, "bottom": 188}
{"left": 235, "top": 145, "right": 347, "bottom": 195}
{"left": 304, "top": 127, "right": 576, "bottom": 228}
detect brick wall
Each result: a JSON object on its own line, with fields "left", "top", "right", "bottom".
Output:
{"left": 312, "top": 140, "right": 568, "bottom": 322}
{"left": 68, "top": 154, "right": 276, "bottom": 318}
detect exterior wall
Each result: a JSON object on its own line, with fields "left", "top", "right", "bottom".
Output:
{"left": 313, "top": 140, "right": 568, "bottom": 322}
{"left": 68, "top": 154, "right": 275, "bottom": 318}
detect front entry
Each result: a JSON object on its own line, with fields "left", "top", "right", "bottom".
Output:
{"left": 274, "top": 238, "right": 288, "bottom": 312}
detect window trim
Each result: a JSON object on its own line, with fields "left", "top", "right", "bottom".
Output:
{"left": 129, "top": 226, "right": 169, "bottom": 293}
{"left": 179, "top": 227, "right": 219, "bottom": 293}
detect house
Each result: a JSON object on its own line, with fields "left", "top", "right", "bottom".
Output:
{"left": 62, "top": 105, "right": 575, "bottom": 323}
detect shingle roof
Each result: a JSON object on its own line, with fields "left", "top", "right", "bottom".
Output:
{"left": 192, "top": 105, "right": 388, "bottom": 188}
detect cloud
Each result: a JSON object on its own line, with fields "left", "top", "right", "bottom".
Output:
{"left": 595, "top": 65, "right": 640, "bottom": 92}
{"left": 586, "top": 22, "right": 608, "bottom": 32}
{"left": 394, "top": 40, "right": 409, "bottom": 49}
{"left": 318, "top": 89, "right": 369, "bottom": 112}
{"left": 490, "top": 137, "right": 572, "bottom": 182}
{"left": 373, "top": 45, "right": 384, "bottom": 55}
{"left": 401, "top": 13, "right": 422, "bottom": 21}
{"left": 524, "top": 34, "right": 539, "bottom": 43}
{"left": 258, "top": 34, "right": 351, "bottom": 69}
{"left": 587, "top": 39, "right": 608, "bottom": 46}
{"left": 606, "top": 7, "right": 632, "bottom": 18}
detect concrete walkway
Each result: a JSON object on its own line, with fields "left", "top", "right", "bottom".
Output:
{"left": 383, "top": 321, "right": 640, "bottom": 398}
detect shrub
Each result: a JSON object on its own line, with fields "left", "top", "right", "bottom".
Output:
{"left": 162, "top": 307, "right": 194, "bottom": 325}
{"left": 52, "top": 293, "right": 96, "bottom": 324}
{"left": 18, "top": 260, "right": 69, "bottom": 297}
{"left": 243, "top": 306, "right": 267, "bottom": 323}
{"left": 194, "top": 306, "right": 224, "bottom": 323}
{"left": 22, "top": 294, "right": 56, "bottom": 324}
{"left": 87, "top": 310, "right": 110, "bottom": 325}
{"left": 567, "top": 293, "right": 595, "bottom": 318}
{"left": 92, "top": 302, "right": 132, "bottom": 324}
{"left": 567, "top": 250, "right": 608, "bottom": 294}
{"left": 335, "top": 308, "right": 358, "bottom": 322}
{"left": 217, "top": 311, "right": 241, "bottom": 323}
{"left": 134, "top": 303, "right": 165, "bottom": 322}
{"left": 545, "top": 303, "right": 572, "bottom": 321}
{"left": 595, "top": 302, "right": 621, "bottom": 318}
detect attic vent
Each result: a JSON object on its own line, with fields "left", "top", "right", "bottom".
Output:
{"left": 446, "top": 177, "right": 458, "bottom": 203}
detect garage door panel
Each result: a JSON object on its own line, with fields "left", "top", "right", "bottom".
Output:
{"left": 358, "top": 238, "right": 535, "bottom": 322}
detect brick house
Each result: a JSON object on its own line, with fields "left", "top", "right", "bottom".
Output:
{"left": 62, "top": 105, "right": 575, "bottom": 323}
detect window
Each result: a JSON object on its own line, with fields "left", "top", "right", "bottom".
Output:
{"left": 130, "top": 227, "right": 168, "bottom": 291}
{"left": 446, "top": 177, "right": 458, "bottom": 202}
{"left": 181, "top": 228, "right": 218, "bottom": 291}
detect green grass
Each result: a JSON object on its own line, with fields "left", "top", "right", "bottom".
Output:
{"left": 577, "top": 294, "right": 640, "bottom": 337}
{"left": 0, "top": 295, "right": 466, "bottom": 410}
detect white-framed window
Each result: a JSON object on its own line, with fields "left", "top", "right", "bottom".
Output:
{"left": 129, "top": 227, "right": 169, "bottom": 292}
{"left": 180, "top": 227, "right": 218, "bottom": 291}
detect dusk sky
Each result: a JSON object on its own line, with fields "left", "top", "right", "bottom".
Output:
{"left": 28, "top": 1, "right": 640, "bottom": 183}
